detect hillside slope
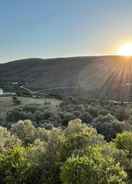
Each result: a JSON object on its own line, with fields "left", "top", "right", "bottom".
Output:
{"left": 1, "top": 56, "right": 132, "bottom": 100}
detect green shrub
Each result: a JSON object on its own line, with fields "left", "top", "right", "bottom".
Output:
{"left": 114, "top": 132, "right": 132, "bottom": 180}
{"left": 0, "top": 146, "right": 33, "bottom": 184}
{"left": 61, "top": 149, "right": 127, "bottom": 184}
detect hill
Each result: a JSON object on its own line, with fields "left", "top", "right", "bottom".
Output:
{"left": 1, "top": 56, "right": 132, "bottom": 100}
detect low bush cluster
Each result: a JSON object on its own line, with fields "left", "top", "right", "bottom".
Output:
{"left": 2, "top": 97, "right": 132, "bottom": 141}
{"left": 0, "top": 119, "right": 132, "bottom": 183}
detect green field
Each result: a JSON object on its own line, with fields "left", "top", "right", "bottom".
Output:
{"left": 0, "top": 96, "right": 61, "bottom": 112}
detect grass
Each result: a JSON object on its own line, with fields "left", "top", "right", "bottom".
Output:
{"left": 0, "top": 96, "right": 61, "bottom": 112}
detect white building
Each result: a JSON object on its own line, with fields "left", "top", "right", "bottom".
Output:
{"left": 0, "top": 88, "right": 3, "bottom": 95}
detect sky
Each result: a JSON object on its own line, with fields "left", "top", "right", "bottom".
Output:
{"left": 0, "top": 0, "right": 132, "bottom": 63}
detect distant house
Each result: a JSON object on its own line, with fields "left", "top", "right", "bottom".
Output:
{"left": 0, "top": 88, "right": 3, "bottom": 95}
{"left": 0, "top": 88, "right": 16, "bottom": 96}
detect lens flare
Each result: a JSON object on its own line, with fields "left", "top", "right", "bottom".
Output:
{"left": 117, "top": 43, "right": 132, "bottom": 56}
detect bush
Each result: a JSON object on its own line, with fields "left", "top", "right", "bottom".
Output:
{"left": 61, "top": 119, "right": 105, "bottom": 160}
{"left": 12, "top": 96, "right": 21, "bottom": 105}
{"left": 61, "top": 148, "right": 127, "bottom": 184}
{"left": 11, "top": 120, "right": 36, "bottom": 145}
{"left": 0, "top": 127, "right": 21, "bottom": 152}
{"left": 114, "top": 132, "right": 132, "bottom": 180}
{"left": 0, "top": 146, "right": 33, "bottom": 184}
{"left": 93, "top": 114, "right": 128, "bottom": 140}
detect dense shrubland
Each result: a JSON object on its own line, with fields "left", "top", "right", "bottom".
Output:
{"left": 1, "top": 97, "right": 132, "bottom": 183}
{"left": 1, "top": 97, "right": 132, "bottom": 140}
{"left": 0, "top": 119, "right": 132, "bottom": 183}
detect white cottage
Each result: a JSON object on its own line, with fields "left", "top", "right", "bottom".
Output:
{"left": 0, "top": 88, "right": 3, "bottom": 95}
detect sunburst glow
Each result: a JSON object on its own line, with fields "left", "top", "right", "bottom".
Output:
{"left": 117, "top": 43, "right": 132, "bottom": 56}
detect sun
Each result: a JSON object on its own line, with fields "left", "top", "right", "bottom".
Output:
{"left": 117, "top": 43, "right": 132, "bottom": 56}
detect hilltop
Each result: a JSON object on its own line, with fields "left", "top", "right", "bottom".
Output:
{"left": 1, "top": 56, "right": 132, "bottom": 100}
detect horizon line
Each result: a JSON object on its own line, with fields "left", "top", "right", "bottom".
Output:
{"left": 0, "top": 54, "right": 125, "bottom": 64}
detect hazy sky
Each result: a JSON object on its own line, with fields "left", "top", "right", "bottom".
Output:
{"left": 0, "top": 0, "right": 132, "bottom": 63}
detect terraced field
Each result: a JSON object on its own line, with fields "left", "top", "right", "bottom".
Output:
{"left": 1, "top": 56, "right": 132, "bottom": 100}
